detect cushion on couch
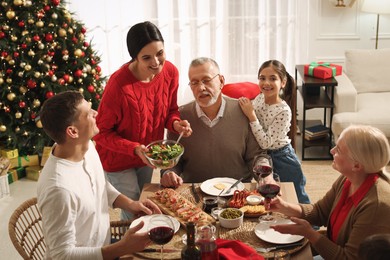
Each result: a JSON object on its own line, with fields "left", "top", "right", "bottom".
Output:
{"left": 345, "top": 48, "right": 390, "bottom": 94}
{"left": 222, "top": 82, "right": 260, "bottom": 99}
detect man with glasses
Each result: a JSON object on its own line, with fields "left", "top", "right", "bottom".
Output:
{"left": 160, "top": 57, "right": 262, "bottom": 188}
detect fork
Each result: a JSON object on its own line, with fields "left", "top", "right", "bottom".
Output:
{"left": 255, "top": 241, "right": 303, "bottom": 253}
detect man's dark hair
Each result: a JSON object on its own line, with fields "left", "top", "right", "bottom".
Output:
{"left": 39, "top": 91, "right": 84, "bottom": 144}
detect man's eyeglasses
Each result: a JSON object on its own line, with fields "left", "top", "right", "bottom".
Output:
{"left": 188, "top": 74, "right": 220, "bottom": 88}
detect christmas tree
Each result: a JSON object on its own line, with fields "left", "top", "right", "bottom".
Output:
{"left": 0, "top": 0, "right": 105, "bottom": 156}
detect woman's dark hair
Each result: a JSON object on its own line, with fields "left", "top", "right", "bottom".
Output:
{"left": 258, "top": 60, "right": 297, "bottom": 148}
{"left": 126, "top": 21, "right": 164, "bottom": 60}
{"left": 39, "top": 91, "right": 84, "bottom": 144}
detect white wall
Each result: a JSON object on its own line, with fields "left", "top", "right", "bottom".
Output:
{"left": 297, "top": 0, "right": 390, "bottom": 121}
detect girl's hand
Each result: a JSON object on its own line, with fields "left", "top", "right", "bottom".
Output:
{"left": 238, "top": 97, "right": 257, "bottom": 122}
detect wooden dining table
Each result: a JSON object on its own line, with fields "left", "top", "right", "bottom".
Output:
{"left": 122, "top": 182, "right": 313, "bottom": 260}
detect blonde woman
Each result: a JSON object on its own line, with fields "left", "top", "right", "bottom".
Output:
{"left": 268, "top": 125, "right": 390, "bottom": 259}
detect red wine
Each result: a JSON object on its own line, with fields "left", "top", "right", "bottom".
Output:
{"left": 202, "top": 197, "right": 218, "bottom": 213}
{"left": 254, "top": 165, "right": 273, "bottom": 178}
{"left": 197, "top": 239, "right": 219, "bottom": 260}
{"left": 258, "top": 184, "right": 280, "bottom": 199}
{"left": 148, "top": 226, "right": 174, "bottom": 245}
{"left": 182, "top": 222, "right": 201, "bottom": 260}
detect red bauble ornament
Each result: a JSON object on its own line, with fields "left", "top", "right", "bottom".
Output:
{"left": 6, "top": 69, "right": 12, "bottom": 74}
{"left": 1, "top": 51, "right": 8, "bottom": 58}
{"left": 90, "top": 59, "right": 96, "bottom": 65}
{"left": 45, "top": 91, "right": 54, "bottom": 99}
{"left": 21, "top": 43, "right": 27, "bottom": 49}
{"left": 19, "top": 101, "right": 26, "bottom": 108}
{"left": 48, "top": 70, "right": 54, "bottom": 77}
{"left": 95, "top": 75, "right": 100, "bottom": 80}
{"left": 47, "top": 51, "right": 55, "bottom": 57}
{"left": 83, "top": 42, "right": 89, "bottom": 47}
{"left": 33, "top": 35, "right": 40, "bottom": 41}
{"left": 27, "top": 79, "right": 37, "bottom": 88}
{"left": 96, "top": 66, "right": 101, "bottom": 73}
{"left": 18, "top": 21, "right": 25, "bottom": 27}
{"left": 95, "top": 94, "right": 101, "bottom": 99}
{"left": 37, "top": 10, "right": 45, "bottom": 19}
{"left": 5, "top": 107, "right": 10, "bottom": 113}
{"left": 44, "top": 5, "right": 51, "bottom": 11}
{"left": 45, "top": 33, "right": 53, "bottom": 42}
{"left": 72, "top": 37, "right": 78, "bottom": 44}
{"left": 74, "top": 69, "right": 83, "bottom": 77}
{"left": 13, "top": 52, "right": 19, "bottom": 58}
{"left": 81, "top": 27, "right": 86, "bottom": 34}
{"left": 31, "top": 112, "right": 36, "bottom": 119}
{"left": 58, "top": 78, "right": 65, "bottom": 85}
{"left": 63, "top": 74, "right": 70, "bottom": 82}
{"left": 0, "top": 31, "right": 5, "bottom": 39}
{"left": 51, "top": 0, "right": 60, "bottom": 6}
{"left": 62, "top": 23, "right": 68, "bottom": 28}
{"left": 87, "top": 85, "right": 95, "bottom": 93}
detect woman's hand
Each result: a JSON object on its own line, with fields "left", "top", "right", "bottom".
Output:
{"left": 160, "top": 170, "right": 183, "bottom": 188}
{"left": 238, "top": 97, "right": 257, "bottom": 122}
{"left": 173, "top": 120, "right": 192, "bottom": 137}
{"left": 271, "top": 217, "right": 321, "bottom": 244}
{"left": 134, "top": 145, "right": 155, "bottom": 168}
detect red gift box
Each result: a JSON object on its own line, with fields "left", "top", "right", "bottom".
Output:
{"left": 304, "top": 62, "right": 342, "bottom": 79}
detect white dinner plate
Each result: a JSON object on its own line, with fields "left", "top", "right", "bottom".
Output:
{"left": 129, "top": 215, "right": 180, "bottom": 234}
{"left": 254, "top": 218, "right": 304, "bottom": 244}
{"left": 200, "top": 177, "right": 245, "bottom": 197}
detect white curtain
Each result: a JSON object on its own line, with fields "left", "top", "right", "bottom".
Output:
{"left": 68, "top": 0, "right": 301, "bottom": 105}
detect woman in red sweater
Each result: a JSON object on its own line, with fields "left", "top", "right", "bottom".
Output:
{"left": 94, "top": 21, "right": 191, "bottom": 220}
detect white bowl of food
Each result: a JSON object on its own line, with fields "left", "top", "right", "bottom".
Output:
{"left": 144, "top": 140, "right": 184, "bottom": 169}
{"left": 245, "top": 195, "right": 263, "bottom": 205}
{"left": 218, "top": 208, "right": 244, "bottom": 229}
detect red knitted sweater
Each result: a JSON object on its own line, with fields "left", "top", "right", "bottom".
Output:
{"left": 94, "top": 61, "right": 181, "bottom": 172}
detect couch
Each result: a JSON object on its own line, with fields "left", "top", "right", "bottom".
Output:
{"left": 332, "top": 48, "right": 390, "bottom": 141}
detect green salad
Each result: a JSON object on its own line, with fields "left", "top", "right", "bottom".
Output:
{"left": 146, "top": 143, "right": 183, "bottom": 166}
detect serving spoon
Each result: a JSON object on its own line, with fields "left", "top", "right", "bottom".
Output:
{"left": 175, "top": 131, "right": 184, "bottom": 144}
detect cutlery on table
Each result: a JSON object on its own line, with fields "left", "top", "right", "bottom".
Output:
{"left": 142, "top": 248, "right": 180, "bottom": 253}
{"left": 224, "top": 177, "right": 243, "bottom": 194}
{"left": 191, "top": 183, "right": 200, "bottom": 203}
{"left": 255, "top": 241, "right": 303, "bottom": 253}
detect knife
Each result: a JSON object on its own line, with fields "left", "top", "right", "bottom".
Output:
{"left": 224, "top": 177, "right": 243, "bottom": 194}
{"left": 142, "top": 248, "right": 180, "bottom": 253}
{"left": 191, "top": 183, "right": 200, "bottom": 203}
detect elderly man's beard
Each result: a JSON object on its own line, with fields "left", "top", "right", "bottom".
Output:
{"left": 197, "top": 91, "right": 219, "bottom": 108}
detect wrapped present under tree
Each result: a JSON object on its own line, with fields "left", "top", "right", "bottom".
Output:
{"left": 304, "top": 62, "right": 342, "bottom": 79}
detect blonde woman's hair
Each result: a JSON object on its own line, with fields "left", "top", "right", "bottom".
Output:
{"left": 340, "top": 125, "right": 390, "bottom": 173}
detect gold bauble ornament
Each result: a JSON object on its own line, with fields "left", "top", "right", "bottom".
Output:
{"left": 15, "top": 127, "right": 20, "bottom": 133}
{"left": 15, "top": 112, "right": 22, "bottom": 119}
{"left": 28, "top": 19, "right": 34, "bottom": 24}
{"left": 0, "top": 125, "right": 6, "bottom": 132}
{"left": 51, "top": 13, "right": 58, "bottom": 19}
{"left": 36, "top": 20, "right": 44, "bottom": 28}
{"left": 7, "top": 92, "right": 16, "bottom": 101}
{"left": 40, "top": 82, "right": 45, "bottom": 88}
{"left": 14, "top": 0, "right": 23, "bottom": 5}
{"left": 34, "top": 72, "right": 41, "bottom": 78}
{"left": 8, "top": 59, "right": 15, "bottom": 65}
{"left": 36, "top": 120, "right": 43, "bottom": 128}
{"left": 11, "top": 35, "right": 18, "bottom": 41}
{"left": 19, "top": 86, "right": 28, "bottom": 93}
{"left": 78, "top": 88, "right": 84, "bottom": 94}
{"left": 33, "top": 99, "right": 41, "bottom": 107}
{"left": 2, "top": 2, "right": 8, "bottom": 7}
{"left": 74, "top": 49, "right": 82, "bottom": 57}
{"left": 68, "top": 76, "right": 74, "bottom": 83}
{"left": 28, "top": 50, "right": 35, "bottom": 56}
{"left": 58, "top": 28, "right": 67, "bottom": 37}
{"left": 38, "top": 43, "right": 45, "bottom": 49}
{"left": 18, "top": 72, "right": 24, "bottom": 77}
{"left": 68, "top": 28, "right": 73, "bottom": 34}
{"left": 3, "top": 25, "right": 9, "bottom": 31}
{"left": 25, "top": 0, "right": 32, "bottom": 6}
{"left": 25, "top": 64, "right": 32, "bottom": 71}
{"left": 79, "top": 33, "right": 85, "bottom": 41}
{"left": 21, "top": 30, "right": 29, "bottom": 36}
{"left": 0, "top": 78, "right": 4, "bottom": 84}
{"left": 6, "top": 78, "right": 12, "bottom": 84}
{"left": 6, "top": 10, "right": 15, "bottom": 19}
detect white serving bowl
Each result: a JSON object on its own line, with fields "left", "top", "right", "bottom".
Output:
{"left": 245, "top": 195, "right": 263, "bottom": 205}
{"left": 218, "top": 208, "right": 244, "bottom": 229}
{"left": 143, "top": 139, "right": 184, "bottom": 169}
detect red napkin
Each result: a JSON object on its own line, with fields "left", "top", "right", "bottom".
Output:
{"left": 216, "top": 238, "right": 264, "bottom": 260}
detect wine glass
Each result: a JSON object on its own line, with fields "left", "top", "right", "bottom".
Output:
{"left": 147, "top": 214, "right": 175, "bottom": 260}
{"left": 252, "top": 154, "right": 273, "bottom": 182}
{"left": 257, "top": 172, "right": 281, "bottom": 222}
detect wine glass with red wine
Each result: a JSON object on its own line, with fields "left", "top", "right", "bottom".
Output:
{"left": 252, "top": 154, "right": 273, "bottom": 182}
{"left": 257, "top": 172, "right": 281, "bottom": 221}
{"left": 147, "top": 214, "right": 175, "bottom": 260}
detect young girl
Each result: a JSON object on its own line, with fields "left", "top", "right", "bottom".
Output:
{"left": 238, "top": 60, "right": 310, "bottom": 204}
